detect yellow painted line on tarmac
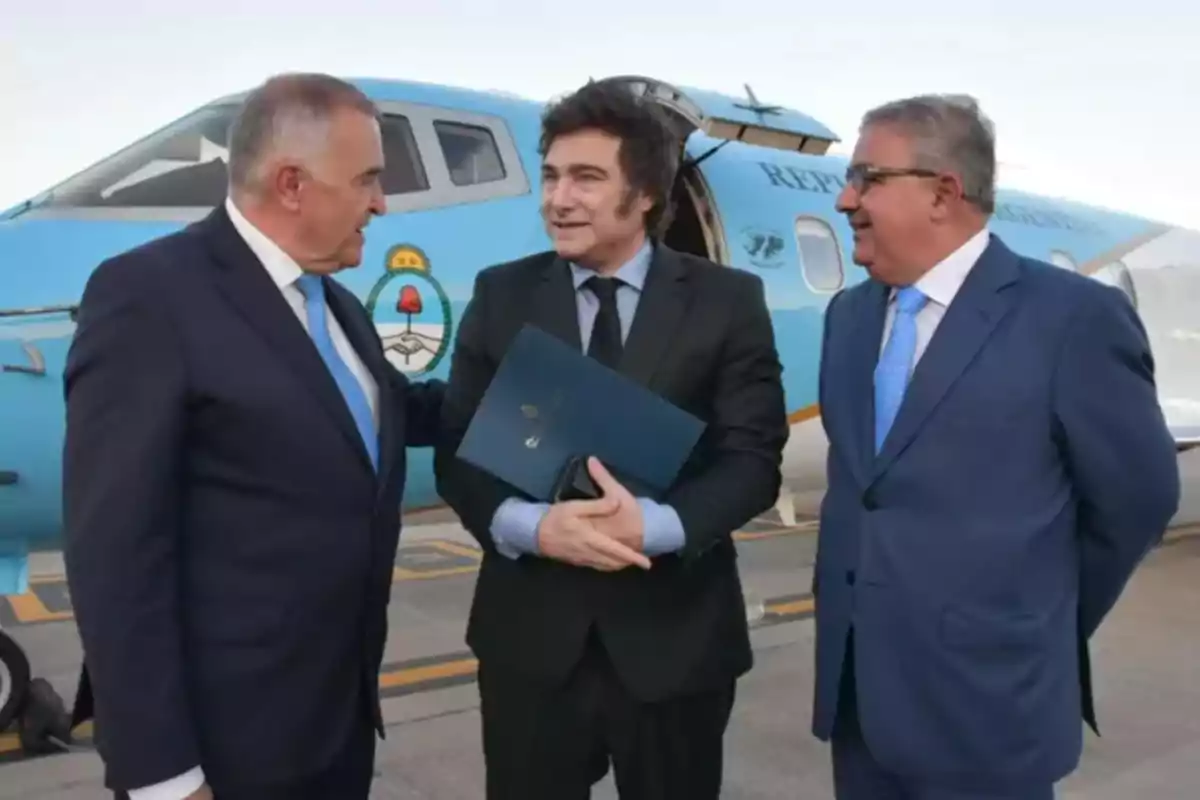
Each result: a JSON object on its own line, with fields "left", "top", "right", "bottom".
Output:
{"left": 1162, "top": 523, "right": 1200, "bottom": 544}
{"left": 2, "top": 524, "right": 816, "bottom": 627}
{"left": 766, "top": 596, "right": 815, "bottom": 616}
{"left": 378, "top": 656, "right": 479, "bottom": 691}
{"left": 735, "top": 521, "right": 818, "bottom": 541}
{"left": 426, "top": 539, "right": 489, "bottom": 559}
{"left": 391, "top": 564, "right": 480, "bottom": 581}
{"left": 0, "top": 592, "right": 817, "bottom": 761}
{"left": 5, "top": 592, "right": 72, "bottom": 624}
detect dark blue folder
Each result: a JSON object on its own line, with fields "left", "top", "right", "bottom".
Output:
{"left": 456, "top": 324, "right": 707, "bottom": 502}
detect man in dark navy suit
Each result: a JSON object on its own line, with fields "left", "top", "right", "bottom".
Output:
{"left": 812, "top": 94, "right": 1180, "bottom": 799}
{"left": 63, "top": 73, "right": 443, "bottom": 799}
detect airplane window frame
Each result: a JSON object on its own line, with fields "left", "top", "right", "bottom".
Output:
{"left": 377, "top": 113, "right": 431, "bottom": 196}
{"left": 25, "top": 104, "right": 238, "bottom": 220}
{"left": 794, "top": 215, "right": 845, "bottom": 294}
{"left": 22, "top": 97, "right": 530, "bottom": 222}
{"left": 377, "top": 100, "right": 529, "bottom": 213}
{"left": 432, "top": 120, "right": 507, "bottom": 187}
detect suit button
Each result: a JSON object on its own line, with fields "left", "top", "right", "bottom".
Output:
{"left": 846, "top": 570, "right": 856, "bottom": 585}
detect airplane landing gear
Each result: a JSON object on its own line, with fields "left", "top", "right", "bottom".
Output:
{"left": 0, "top": 628, "right": 76, "bottom": 755}
{"left": 0, "top": 627, "right": 31, "bottom": 733}
{"left": 18, "top": 677, "right": 75, "bottom": 755}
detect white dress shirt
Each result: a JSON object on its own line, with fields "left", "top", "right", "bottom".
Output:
{"left": 126, "top": 199, "right": 378, "bottom": 800}
{"left": 880, "top": 227, "right": 990, "bottom": 368}
{"left": 225, "top": 197, "right": 378, "bottom": 423}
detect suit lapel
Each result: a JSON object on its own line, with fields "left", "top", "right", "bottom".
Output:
{"left": 872, "top": 235, "right": 1021, "bottom": 478}
{"left": 618, "top": 245, "right": 689, "bottom": 388}
{"left": 326, "top": 281, "right": 395, "bottom": 484}
{"left": 846, "top": 281, "right": 889, "bottom": 485}
{"left": 530, "top": 245, "right": 689, "bottom": 391}
{"left": 531, "top": 257, "right": 583, "bottom": 351}
{"left": 199, "top": 206, "right": 377, "bottom": 477}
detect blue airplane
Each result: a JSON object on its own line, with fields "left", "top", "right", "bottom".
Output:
{"left": 2, "top": 74, "right": 1198, "bottom": 740}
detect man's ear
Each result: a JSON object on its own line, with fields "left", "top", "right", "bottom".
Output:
{"left": 274, "top": 162, "right": 305, "bottom": 211}
{"left": 929, "top": 173, "right": 963, "bottom": 221}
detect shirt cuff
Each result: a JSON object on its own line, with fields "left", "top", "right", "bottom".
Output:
{"left": 489, "top": 498, "right": 549, "bottom": 559}
{"left": 638, "top": 499, "right": 685, "bottom": 555}
{"left": 127, "top": 766, "right": 205, "bottom": 800}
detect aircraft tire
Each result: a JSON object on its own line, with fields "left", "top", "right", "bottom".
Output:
{"left": 0, "top": 628, "right": 32, "bottom": 733}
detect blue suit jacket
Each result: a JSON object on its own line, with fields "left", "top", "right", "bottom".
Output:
{"left": 811, "top": 234, "right": 1179, "bottom": 786}
{"left": 62, "top": 206, "right": 444, "bottom": 792}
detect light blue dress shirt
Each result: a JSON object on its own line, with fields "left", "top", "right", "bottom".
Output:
{"left": 488, "top": 240, "right": 687, "bottom": 559}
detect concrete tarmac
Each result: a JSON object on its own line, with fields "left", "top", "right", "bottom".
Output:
{"left": 2, "top": 515, "right": 1199, "bottom": 798}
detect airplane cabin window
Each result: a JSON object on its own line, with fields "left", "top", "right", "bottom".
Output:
{"left": 41, "top": 107, "right": 431, "bottom": 207}
{"left": 795, "top": 216, "right": 844, "bottom": 292}
{"left": 379, "top": 114, "right": 430, "bottom": 195}
{"left": 32, "top": 100, "right": 529, "bottom": 218}
{"left": 433, "top": 121, "right": 506, "bottom": 186}
{"left": 43, "top": 105, "right": 237, "bottom": 208}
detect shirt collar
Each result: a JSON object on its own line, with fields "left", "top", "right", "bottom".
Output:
{"left": 896, "top": 227, "right": 990, "bottom": 308}
{"left": 224, "top": 196, "right": 305, "bottom": 290}
{"left": 569, "top": 239, "right": 653, "bottom": 292}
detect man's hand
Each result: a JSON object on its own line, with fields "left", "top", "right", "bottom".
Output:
{"left": 186, "top": 785, "right": 214, "bottom": 800}
{"left": 584, "top": 457, "right": 645, "bottom": 553}
{"left": 536, "top": 489, "right": 651, "bottom": 572}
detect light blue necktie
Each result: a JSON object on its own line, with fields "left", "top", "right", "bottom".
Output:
{"left": 874, "top": 285, "right": 928, "bottom": 453}
{"left": 295, "top": 274, "right": 379, "bottom": 471}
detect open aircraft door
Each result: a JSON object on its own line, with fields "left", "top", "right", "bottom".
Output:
{"left": 601, "top": 75, "right": 841, "bottom": 155}
{"left": 595, "top": 76, "right": 843, "bottom": 267}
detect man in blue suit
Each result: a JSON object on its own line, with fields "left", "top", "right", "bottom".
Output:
{"left": 812, "top": 93, "right": 1180, "bottom": 799}
{"left": 64, "top": 73, "right": 443, "bottom": 799}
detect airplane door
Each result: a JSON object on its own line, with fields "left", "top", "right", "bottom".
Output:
{"left": 599, "top": 75, "right": 841, "bottom": 155}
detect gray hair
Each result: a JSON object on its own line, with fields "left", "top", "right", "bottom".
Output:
{"left": 861, "top": 94, "right": 996, "bottom": 214}
{"left": 226, "top": 73, "right": 378, "bottom": 193}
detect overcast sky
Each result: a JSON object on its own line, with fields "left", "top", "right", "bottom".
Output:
{"left": 3, "top": 0, "right": 1196, "bottom": 230}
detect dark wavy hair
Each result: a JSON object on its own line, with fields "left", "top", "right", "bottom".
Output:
{"left": 538, "top": 79, "right": 681, "bottom": 238}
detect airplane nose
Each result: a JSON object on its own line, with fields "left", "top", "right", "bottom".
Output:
{"left": 0, "top": 315, "right": 75, "bottom": 577}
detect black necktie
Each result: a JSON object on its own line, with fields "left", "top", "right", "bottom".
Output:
{"left": 585, "top": 276, "right": 623, "bottom": 369}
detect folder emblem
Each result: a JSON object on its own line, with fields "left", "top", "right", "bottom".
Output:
{"left": 521, "top": 390, "right": 563, "bottom": 451}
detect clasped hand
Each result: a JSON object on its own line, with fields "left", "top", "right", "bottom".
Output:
{"left": 535, "top": 457, "right": 652, "bottom": 572}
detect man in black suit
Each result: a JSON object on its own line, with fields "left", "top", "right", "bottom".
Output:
{"left": 435, "top": 79, "right": 789, "bottom": 799}
{"left": 62, "top": 73, "right": 443, "bottom": 799}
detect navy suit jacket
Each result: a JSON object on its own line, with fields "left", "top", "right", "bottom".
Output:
{"left": 811, "top": 234, "right": 1179, "bottom": 786}
{"left": 62, "top": 205, "right": 443, "bottom": 792}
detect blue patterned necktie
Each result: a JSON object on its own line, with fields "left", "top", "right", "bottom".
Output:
{"left": 295, "top": 273, "right": 379, "bottom": 471}
{"left": 874, "top": 285, "right": 928, "bottom": 453}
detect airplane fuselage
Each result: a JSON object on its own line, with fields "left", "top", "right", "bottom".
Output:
{"left": 2, "top": 75, "right": 1199, "bottom": 593}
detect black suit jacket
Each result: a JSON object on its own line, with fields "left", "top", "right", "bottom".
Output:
{"left": 434, "top": 244, "right": 788, "bottom": 702}
{"left": 62, "top": 205, "right": 443, "bottom": 791}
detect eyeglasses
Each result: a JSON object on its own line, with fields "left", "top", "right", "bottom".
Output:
{"left": 844, "top": 164, "right": 939, "bottom": 192}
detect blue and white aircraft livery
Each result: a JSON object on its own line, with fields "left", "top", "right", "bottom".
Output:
{"left": 2, "top": 76, "right": 1198, "bottom": 727}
